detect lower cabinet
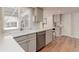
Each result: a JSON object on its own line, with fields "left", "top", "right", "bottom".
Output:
{"left": 18, "top": 39, "right": 29, "bottom": 52}
{"left": 14, "top": 33, "right": 36, "bottom": 52}
{"left": 36, "top": 31, "right": 46, "bottom": 51}
{"left": 18, "top": 38, "right": 36, "bottom": 52}
{"left": 46, "top": 29, "right": 52, "bottom": 45}
{"left": 14, "top": 29, "right": 53, "bottom": 52}
{"left": 29, "top": 38, "right": 36, "bottom": 52}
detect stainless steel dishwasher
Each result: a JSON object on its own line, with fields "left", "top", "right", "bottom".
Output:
{"left": 36, "top": 31, "right": 46, "bottom": 51}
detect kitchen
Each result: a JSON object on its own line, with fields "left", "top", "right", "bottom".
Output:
{"left": 0, "top": 7, "right": 79, "bottom": 52}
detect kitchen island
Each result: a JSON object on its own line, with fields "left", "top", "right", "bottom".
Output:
{"left": 12, "top": 27, "right": 54, "bottom": 52}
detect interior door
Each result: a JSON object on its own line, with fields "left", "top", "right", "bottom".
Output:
{"left": 53, "top": 14, "right": 61, "bottom": 36}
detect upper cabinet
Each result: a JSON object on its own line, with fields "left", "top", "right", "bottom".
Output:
{"left": 33, "top": 7, "right": 43, "bottom": 23}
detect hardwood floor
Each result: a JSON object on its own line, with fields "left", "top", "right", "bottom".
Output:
{"left": 40, "top": 36, "right": 79, "bottom": 52}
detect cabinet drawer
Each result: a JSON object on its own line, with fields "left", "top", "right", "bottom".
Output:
{"left": 14, "top": 33, "right": 36, "bottom": 42}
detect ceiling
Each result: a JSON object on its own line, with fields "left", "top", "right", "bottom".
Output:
{"left": 3, "top": 7, "right": 79, "bottom": 16}
{"left": 43, "top": 7, "right": 79, "bottom": 14}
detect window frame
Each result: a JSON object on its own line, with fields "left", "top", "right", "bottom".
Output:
{"left": 3, "top": 7, "right": 19, "bottom": 30}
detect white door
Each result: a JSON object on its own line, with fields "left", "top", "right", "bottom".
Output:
{"left": 53, "top": 14, "right": 61, "bottom": 36}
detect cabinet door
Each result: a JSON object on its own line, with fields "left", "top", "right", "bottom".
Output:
{"left": 37, "top": 8, "right": 43, "bottom": 22}
{"left": 46, "top": 29, "right": 52, "bottom": 45}
{"left": 36, "top": 31, "right": 46, "bottom": 51}
{"left": 18, "top": 40, "right": 29, "bottom": 52}
{"left": 34, "top": 8, "right": 43, "bottom": 23}
{"left": 28, "top": 38, "right": 36, "bottom": 52}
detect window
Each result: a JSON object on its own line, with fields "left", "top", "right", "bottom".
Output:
{"left": 4, "top": 16, "right": 19, "bottom": 30}
{"left": 3, "top": 7, "right": 19, "bottom": 30}
{"left": 3, "top": 7, "right": 32, "bottom": 31}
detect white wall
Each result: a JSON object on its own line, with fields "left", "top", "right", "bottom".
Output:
{"left": 43, "top": 8, "right": 79, "bottom": 38}
{"left": 61, "top": 12, "right": 79, "bottom": 39}
{"left": 61, "top": 14, "right": 72, "bottom": 37}
{"left": 0, "top": 8, "right": 3, "bottom": 35}
{"left": 71, "top": 12, "right": 79, "bottom": 38}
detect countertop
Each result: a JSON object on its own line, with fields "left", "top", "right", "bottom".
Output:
{"left": 11, "top": 27, "right": 54, "bottom": 37}
{"left": 0, "top": 34, "right": 24, "bottom": 52}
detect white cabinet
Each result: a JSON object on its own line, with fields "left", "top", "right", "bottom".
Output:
{"left": 46, "top": 29, "right": 52, "bottom": 45}
{"left": 33, "top": 7, "right": 43, "bottom": 23}
{"left": 14, "top": 33, "right": 36, "bottom": 52}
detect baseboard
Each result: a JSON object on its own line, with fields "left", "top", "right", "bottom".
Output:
{"left": 61, "top": 35, "right": 79, "bottom": 39}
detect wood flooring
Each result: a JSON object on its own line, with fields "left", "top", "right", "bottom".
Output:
{"left": 40, "top": 36, "right": 79, "bottom": 52}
